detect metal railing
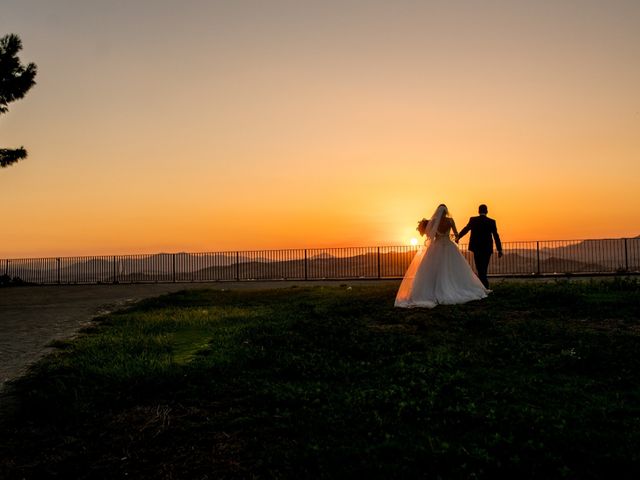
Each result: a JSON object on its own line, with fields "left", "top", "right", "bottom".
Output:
{"left": 1, "top": 238, "right": 639, "bottom": 285}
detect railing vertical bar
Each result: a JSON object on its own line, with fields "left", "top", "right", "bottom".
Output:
{"left": 236, "top": 251, "right": 240, "bottom": 281}
{"left": 624, "top": 238, "right": 629, "bottom": 272}
{"left": 172, "top": 253, "right": 176, "bottom": 283}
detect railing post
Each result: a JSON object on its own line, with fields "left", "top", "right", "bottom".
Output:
{"left": 5, "top": 259, "right": 8, "bottom": 276}
{"left": 235, "top": 252, "right": 240, "bottom": 281}
{"left": 113, "top": 256, "right": 117, "bottom": 284}
{"left": 377, "top": 247, "right": 381, "bottom": 278}
{"left": 624, "top": 238, "right": 629, "bottom": 272}
{"left": 536, "top": 241, "right": 541, "bottom": 275}
{"left": 304, "top": 249, "right": 308, "bottom": 280}
{"left": 172, "top": 253, "right": 176, "bottom": 283}
{"left": 57, "top": 258, "right": 61, "bottom": 284}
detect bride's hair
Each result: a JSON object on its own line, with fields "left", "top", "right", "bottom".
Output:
{"left": 438, "top": 204, "right": 451, "bottom": 217}
{"left": 424, "top": 204, "right": 450, "bottom": 239}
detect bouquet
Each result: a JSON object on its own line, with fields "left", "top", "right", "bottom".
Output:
{"left": 416, "top": 218, "right": 429, "bottom": 236}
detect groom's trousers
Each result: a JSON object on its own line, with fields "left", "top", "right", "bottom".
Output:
{"left": 473, "top": 251, "right": 492, "bottom": 289}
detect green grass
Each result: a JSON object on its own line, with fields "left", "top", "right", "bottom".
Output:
{"left": 2, "top": 279, "right": 640, "bottom": 479}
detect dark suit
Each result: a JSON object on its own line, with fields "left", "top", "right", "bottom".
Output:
{"left": 458, "top": 215, "right": 502, "bottom": 288}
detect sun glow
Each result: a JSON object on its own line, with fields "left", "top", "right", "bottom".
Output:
{"left": 410, "top": 238, "right": 419, "bottom": 246}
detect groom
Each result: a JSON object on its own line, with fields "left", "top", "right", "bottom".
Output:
{"left": 456, "top": 204, "right": 503, "bottom": 289}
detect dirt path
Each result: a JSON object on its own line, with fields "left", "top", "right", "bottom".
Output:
{"left": 0, "top": 280, "right": 398, "bottom": 392}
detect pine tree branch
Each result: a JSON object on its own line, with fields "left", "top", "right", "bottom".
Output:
{"left": 0, "top": 34, "right": 37, "bottom": 115}
{"left": 0, "top": 147, "right": 27, "bottom": 168}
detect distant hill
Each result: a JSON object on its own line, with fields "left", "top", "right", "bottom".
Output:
{"left": 309, "top": 252, "right": 336, "bottom": 260}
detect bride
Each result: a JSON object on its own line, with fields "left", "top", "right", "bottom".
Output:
{"left": 395, "top": 204, "right": 488, "bottom": 308}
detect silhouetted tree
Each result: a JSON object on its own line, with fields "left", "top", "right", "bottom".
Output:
{"left": 0, "top": 33, "right": 37, "bottom": 168}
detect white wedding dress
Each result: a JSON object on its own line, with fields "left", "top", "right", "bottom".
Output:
{"left": 395, "top": 212, "right": 488, "bottom": 309}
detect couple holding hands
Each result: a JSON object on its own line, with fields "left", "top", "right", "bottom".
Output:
{"left": 395, "top": 204, "right": 502, "bottom": 309}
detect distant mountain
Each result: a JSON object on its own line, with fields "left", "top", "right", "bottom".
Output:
{"left": 541, "top": 239, "right": 628, "bottom": 269}
{"left": 53, "top": 252, "right": 277, "bottom": 277}
{"left": 539, "top": 256, "right": 603, "bottom": 273}
{"left": 309, "top": 252, "right": 336, "bottom": 260}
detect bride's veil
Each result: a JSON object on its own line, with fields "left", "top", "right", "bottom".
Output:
{"left": 425, "top": 204, "right": 448, "bottom": 240}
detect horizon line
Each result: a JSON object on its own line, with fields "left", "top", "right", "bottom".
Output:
{"left": 2, "top": 235, "right": 639, "bottom": 261}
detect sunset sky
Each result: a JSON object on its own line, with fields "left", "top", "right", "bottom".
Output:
{"left": 2, "top": 0, "right": 639, "bottom": 258}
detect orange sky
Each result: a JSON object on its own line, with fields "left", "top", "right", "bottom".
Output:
{"left": 1, "top": 1, "right": 639, "bottom": 258}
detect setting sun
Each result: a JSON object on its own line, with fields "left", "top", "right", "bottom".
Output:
{"left": 410, "top": 238, "right": 419, "bottom": 246}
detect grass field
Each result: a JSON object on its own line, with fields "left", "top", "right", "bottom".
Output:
{"left": 2, "top": 279, "right": 640, "bottom": 479}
